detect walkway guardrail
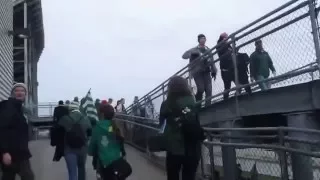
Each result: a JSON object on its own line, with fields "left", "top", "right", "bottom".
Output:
{"left": 125, "top": 0, "right": 320, "bottom": 117}
{"left": 114, "top": 116, "right": 320, "bottom": 180}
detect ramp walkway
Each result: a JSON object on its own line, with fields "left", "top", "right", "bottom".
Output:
{"left": 28, "top": 139, "right": 166, "bottom": 180}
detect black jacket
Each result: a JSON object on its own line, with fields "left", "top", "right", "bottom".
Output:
{"left": 0, "top": 98, "right": 31, "bottom": 162}
{"left": 216, "top": 37, "right": 234, "bottom": 70}
{"left": 53, "top": 105, "right": 69, "bottom": 123}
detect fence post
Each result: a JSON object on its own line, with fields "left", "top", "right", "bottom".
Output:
{"left": 161, "top": 84, "right": 165, "bottom": 101}
{"left": 278, "top": 129, "right": 289, "bottom": 180}
{"left": 208, "top": 135, "right": 216, "bottom": 180}
{"left": 307, "top": 0, "right": 320, "bottom": 70}
{"left": 231, "top": 35, "right": 240, "bottom": 116}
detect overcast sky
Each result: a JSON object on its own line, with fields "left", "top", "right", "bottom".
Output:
{"left": 38, "top": 0, "right": 292, "bottom": 105}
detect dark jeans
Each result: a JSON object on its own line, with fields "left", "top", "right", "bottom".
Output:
{"left": 221, "top": 70, "right": 251, "bottom": 100}
{"left": 1, "top": 159, "right": 34, "bottom": 180}
{"left": 193, "top": 72, "right": 212, "bottom": 105}
{"left": 166, "top": 152, "right": 200, "bottom": 180}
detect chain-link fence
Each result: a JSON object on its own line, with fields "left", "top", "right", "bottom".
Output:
{"left": 114, "top": 115, "right": 320, "bottom": 180}
{"left": 125, "top": 0, "right": 320, "bottom": 114}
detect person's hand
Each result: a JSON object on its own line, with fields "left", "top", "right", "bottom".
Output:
{"left": 211, "top": 72, "right": 217, "bottom": 80}
{"left": 250, "top": 77, "right": 255, "bottom": 83}
{"left": 272, "top": 71, "right": 277, "bottom": 76}
{"left": 2, "top": 153, "right": 11, "bottom": 166}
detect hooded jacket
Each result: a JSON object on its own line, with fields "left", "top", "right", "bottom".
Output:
{"left": 0, "top": 98, "right": 31, "bottom": 162}
{"left": 88, "top": 120, "right": 126, "bottom": 167}
{"left": 216, "top": 36, "right": 234, "bottom": 70}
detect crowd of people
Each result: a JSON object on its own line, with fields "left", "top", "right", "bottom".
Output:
{"left": 182, "top": 33, "right": 277, "bottom": 103}
{"left": 0, "top": 32, "right": 278, "bottom": 180}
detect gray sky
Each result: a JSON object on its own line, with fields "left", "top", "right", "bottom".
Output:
{"left": 38, "top": 0, "right": 291, "bottom": 105}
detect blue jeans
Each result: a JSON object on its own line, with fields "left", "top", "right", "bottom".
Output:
{"left": 255, "top": 75, "right": 271, "bottom": 91}
{"left": 64, "top": 151, "right": 87, "bottom": 180}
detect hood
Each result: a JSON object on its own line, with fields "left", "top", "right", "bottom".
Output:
{"left": 97, "top": 120, "right": 113, "bottom": 132}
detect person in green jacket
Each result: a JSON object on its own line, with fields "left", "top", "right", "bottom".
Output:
{"left": 159, "top": 76, "right": 203, "bottom": 180}
{"left": 250, "top": 39, "right": 277, "bottom": 90}
{"left": 88, "top": 103, "right": 126, "bottom": 180}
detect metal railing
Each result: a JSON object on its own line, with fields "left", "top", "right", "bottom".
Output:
{"left": 125, "top": 0, "right": 320, "bottom": 116}
{"left": 114, "top": 115, "right": 320, "bottom": 180}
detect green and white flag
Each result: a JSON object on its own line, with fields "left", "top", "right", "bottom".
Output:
{"left": 80, "top": 89, "right": 99, "bottom": 122}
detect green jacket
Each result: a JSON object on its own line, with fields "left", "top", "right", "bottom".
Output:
{"left": 88, "top": 120, "right": 123, "bottom": 167}
{"left": 58, "top": 110, "right": 92, "bottom": 150}
{"left": 159, "top": 95, "right": 197, "bottom": 155}
{"left": 250, "top": 50, "right": 276, "bottom": 78}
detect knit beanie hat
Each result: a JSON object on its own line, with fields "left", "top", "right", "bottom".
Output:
{"left": 11, "top": 83, "right": 27, "bottom": 94}
{"left": 69, "top": 101, "right": 80, "bottom": 110}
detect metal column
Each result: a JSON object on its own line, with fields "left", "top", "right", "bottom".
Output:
{"left": 287, "top": 112, "right": 315, "bottom": 180}
{"left": 308, "top": 0, "right": 320, "bottom": 70}
{"left": 219, "top": 120, "right": 238, "bottom": 180}
{"left": 23, "top": 1, "right": 29, "bottom": 105}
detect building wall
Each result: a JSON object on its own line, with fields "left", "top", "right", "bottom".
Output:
{"left": 0, "top": 0, "right": 13, "bottom": 100}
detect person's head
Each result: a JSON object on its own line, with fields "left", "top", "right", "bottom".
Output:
{"left": 65, "top": 100, "right": 70, "bottom": 105}
{"left": 120, "top": 98, "right": 125, "bottom": 104}
{"left": 73, "top": 96, "right": 79, "bottom": 102}
{"left": 58, "top": 100, "right": 64, "bottom": 105}
{"left": 167, "top": 76, "right": 191, "bottom": 100}
{"left": 197, "top": 34, "right": 206, "bottom": 46}
{"left": 108, "top": 98, "right": 113, "bottom": 104}
{"left": 95, "top": 99, "right": 100, "bottom": 103}
{"left": 255, "top": 39, "right": 263, "bottom": 51}
{"left": 99, "top": 103, "right": 115, "bottom": 120}
{"left": 11, "top": 83, "right": 27, "bottom": 101}
{"left": 116, "top": 100, "right": 121, "bottom": 105}
{"left": 220, "top": 32, "right": 228, "bottom": 41}
{"left": 134, "top": 96, "right": 139, "bottom": 102}
{"left": 101, "top": 100, "right": 108, "bottom": 105}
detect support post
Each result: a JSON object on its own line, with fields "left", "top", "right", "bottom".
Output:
{"left": 220, "top": 120, "right": 238, "bottom": 180}
{"left": 287, "top": 112, "right": 315, "bottom": 180}
{"left": 308, "top": 0, "right": 320, "bottom": 70}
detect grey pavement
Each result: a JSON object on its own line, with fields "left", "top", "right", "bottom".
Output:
{"left": 28, "top": 139, "right": 166, "bottom": 180}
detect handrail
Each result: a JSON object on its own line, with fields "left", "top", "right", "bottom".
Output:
{"left": 126, "top": 0, "right": 315, "bottom": 113}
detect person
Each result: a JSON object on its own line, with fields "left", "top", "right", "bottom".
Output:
{"left": 58, "top": 101, "right": 92, "bottom": 180}
{"left": 114, "top": 99, "right": 127, "bottom": 137}
{"left": 159, "top": 76, "right": 204, "bottom": 180}
{"left": 0, "top": 83, "right": 35, "bottom": 180}
{"left": 95, "top": 99, "right": 101, "bottom": 112}
{"left": 132, "top": 96, "right": 141, "bottom": 117}
{"left": 108, "top": 98, "right": 113, "bottom": 105}
{"left": 250, "top": 39, "right": 276, "bottom": 90}
{"left": 236, "top": 50, "right": 252, "bottom": 94}
{"left": 74, "top": 97, "right": 79, "bottom": 103}
{"left": 182, "top": 34, "right": 217, "bottom": 105}
{"left": 216, "top": 32, "right": 236, "bottom": 100}
{"left": 88, "top": 103, "right": 127, "bottom": 180}
{"left": 53, "top": 100, "right": 69, "bottom": 123}
{"left": 65, "top": 100, "right": 71, "bottom": 105}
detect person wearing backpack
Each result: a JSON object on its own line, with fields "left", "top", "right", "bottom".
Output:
{"left": 159, "top": 76, "right": 205, "bottom": 180}
{"left": 88, "top": 103, "right": 130, "bottom": 180}
{"left": 58, "top": 101, "right": 92, "bottom": 180}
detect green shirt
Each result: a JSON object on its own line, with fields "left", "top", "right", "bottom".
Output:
{"left": 88, "top": 120, "right": 122, "bottom": 167}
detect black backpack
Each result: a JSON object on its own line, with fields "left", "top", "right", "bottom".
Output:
{"left": 170, "top": 104, "right": 205, "bottom": 142}
{"left": 65, "top": 116, "right": 86, "bottom": 148}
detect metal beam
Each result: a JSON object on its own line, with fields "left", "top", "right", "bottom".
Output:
{"left": 14, "top": 46, "right": 24, "bottom": 50}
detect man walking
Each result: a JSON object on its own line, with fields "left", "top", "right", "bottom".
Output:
{"left": 182, "top": 34, "right": 217, "bottom": 105}
{"left": 0, "top": 83, "right": 35, "bottom": 180}
{"left": 250, "top": 39, "right": 276, "bottom": 90}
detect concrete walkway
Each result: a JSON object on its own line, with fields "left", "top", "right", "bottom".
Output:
{"left": 28, "top": 140, "right": 166, "bottom": 180}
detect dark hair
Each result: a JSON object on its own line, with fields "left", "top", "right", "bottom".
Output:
{"left": 167, "top": 76, "right": 192, "bottom": 102}
{"left": 99, "top": 103, "right": 115, "bottom": 120}
{"left": 58, "top": 100, "right": 64, "bottom": 105}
